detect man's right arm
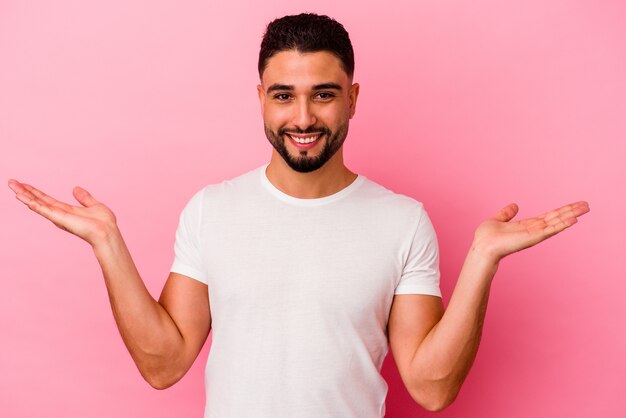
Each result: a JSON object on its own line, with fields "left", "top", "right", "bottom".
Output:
{"left": 95, "top": 232, "right": 211, "bottom": 388}
{"left": 8, "top": 180, "right": 211, "bottom": 389}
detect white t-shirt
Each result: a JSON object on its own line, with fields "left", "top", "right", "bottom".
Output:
{"left": 171, "top": 165, "right": 441, "bottom": 418}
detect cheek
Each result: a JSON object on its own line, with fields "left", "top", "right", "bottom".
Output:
{"left": 318, "top": 107, "right": 350, "bottom": 127}
{"left": 264, "top": 106, "right": 291, "bottom": 126}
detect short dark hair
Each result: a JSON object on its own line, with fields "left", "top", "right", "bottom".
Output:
{"left": 258, "top": 13, "right": 355, "bottom": 80}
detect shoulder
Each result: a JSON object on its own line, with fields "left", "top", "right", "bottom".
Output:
{"left": 175, "top": 166, "right": 267, "bottom": 223}
{"left": 354, "top": 176, "right": 427, "bottom": 217}
{"left": 186, "top": 165, "right": 265, "bottom": 205}
{"left": 345, "top": 176, "right": 437, "bottom": 247}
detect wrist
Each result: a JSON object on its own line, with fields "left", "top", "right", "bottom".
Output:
{"left": 91, "top": 223, "right": 123, "bottom": 257}
{"left": 468, "top": 240, "right": 502, "bottom": 270}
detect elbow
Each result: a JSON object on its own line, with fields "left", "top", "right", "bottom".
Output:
{"left": 142, "top": 369, "right": 183, "bottom": 390}
{"left": 408, "top": 376, "right": 461, "bottom": 412}
{"left": 131, "top": 347, "right": 188, "bottom": 390}
{"left": 137, "top": 360, "right": 186, "bottom": 390}
{"left": 145, "top": 376, "right": 176, "bottom": 390}
{"left": 415, "top": 392, "right": 457, "bottom": 413}
{"left": 419, "top": 394, "right": 456, "bottom": 412}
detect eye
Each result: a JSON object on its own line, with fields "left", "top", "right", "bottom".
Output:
{"left": 315, "top": 92, "right": 335, "bottom": 101}
{"left": 273, "top": 93, "right": 292, "bottom": 101}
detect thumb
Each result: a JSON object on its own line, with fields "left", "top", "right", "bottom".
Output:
{"left": 73, "top": 186, "right": 98, "bottom": 207}
{"left": 492, "top": 203, "right": 519, "bottom": 222}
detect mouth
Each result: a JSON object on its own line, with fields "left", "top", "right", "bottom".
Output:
{"left": 285, "top": 133, "right": 323, "bottom": 151}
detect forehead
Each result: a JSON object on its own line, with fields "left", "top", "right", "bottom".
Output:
{"left": 261, "top": 50, "right": 349, "bottom": 88}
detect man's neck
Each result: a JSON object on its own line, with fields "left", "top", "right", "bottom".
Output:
{"left": 265, "top": 150, "right": 358, "bottom": 199}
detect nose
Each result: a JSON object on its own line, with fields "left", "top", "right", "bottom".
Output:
{"left": 292, "top": 100, "right": 317, "bottom": 131}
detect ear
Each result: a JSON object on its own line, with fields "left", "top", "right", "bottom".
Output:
{"left": 257, "top": 84, "right": 265, "bottom": 114}
{"left": 348, "top": 83, "right": 360, "bottom": 119}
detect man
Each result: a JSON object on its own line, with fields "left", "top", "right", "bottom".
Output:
{"left": 8, "top": 13, "right": 589, "bottom": 418}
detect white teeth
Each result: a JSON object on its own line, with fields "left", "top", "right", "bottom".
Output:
{"left": 289, "top": 135, "right": 319, "bottom": 144}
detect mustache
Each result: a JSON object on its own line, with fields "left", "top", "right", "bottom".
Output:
{"left": 278, "top": 126, "right": 331, "bottom": 136}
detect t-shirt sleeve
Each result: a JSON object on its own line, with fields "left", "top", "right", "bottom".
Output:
{"left": 395, "top": 208, "right": 442, "bottom": 297}
{"left": 170, "top": 189, "right": 209, "bottom": 285}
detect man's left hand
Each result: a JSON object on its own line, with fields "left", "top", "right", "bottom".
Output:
{"left": 472, "top": 201, "right": 590, "bottom": 262}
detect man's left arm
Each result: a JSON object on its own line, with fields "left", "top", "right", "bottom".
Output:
{"left": 388, "top": 201, "right": 590, "bottom": 412}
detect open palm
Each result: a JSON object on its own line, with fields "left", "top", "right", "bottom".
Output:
{"left": 8, "top": 180, "right": 117, "bottom": 246}
{"left": 474, "top": 201, "right": 590, "bottom": 261}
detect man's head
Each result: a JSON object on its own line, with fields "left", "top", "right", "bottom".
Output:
{"left": 258, "top": 13, "right": 354, "bottom": 82}
{"left": 257, "top": 14, "right": 359, "bottom": 173}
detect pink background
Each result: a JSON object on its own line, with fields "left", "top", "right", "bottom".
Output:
{"left": 1, "top": 0, "right": 624, "bottom": 417}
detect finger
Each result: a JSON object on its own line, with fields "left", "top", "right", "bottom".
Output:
{"left": 73, "top": 186, "right": 98, "bottom": 207}
{"left": 492, "top": 203, "right": 519, "bottom": 222}
{"left": 21, "top": 183, "right": 73, "bottom": 211}
{"left": 521, "top": 206, "right": 580, "bottom": 234}
{"left": 571, "top": 201, "right": 590, "bottom": 217}
{"left": 14, "top": 189, "right": 69, "bottom": 225}
{"left": 543, "top": 201, "right": 589, "bottom": 222}
{"left": 8, "top": 179, "right": 28, "bottom": 195}
{"left": 11, "top": 182, "right": 39, "bottom": 202}
{"left": 545, "top": 210, "right": 580, "bottom": 228}
{"left": 543, "top": 204, "right": 576, "bottom": 222}
{"left": 21, "top": 183, "right": 57, "bottom": 204}
{"left": 8, "top": 179, "right": 19, "bottom": 192}
{"left": 10, "top": 181, "right": 61, "bottom": 207}
{"left": 539, "top": 203, "right": 588, "bottom": 238}
{"left": 542, "top": 217, "right": 577, "bottom": 237}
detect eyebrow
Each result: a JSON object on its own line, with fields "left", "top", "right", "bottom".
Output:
{"left": 266, "top": 83, "right": 343, "bottom": 93}
{"left": 267, "top": 84, "right": 293, "bottom": 93}
{"left": 312, "top": 83, "right": 342, "bottom": 91}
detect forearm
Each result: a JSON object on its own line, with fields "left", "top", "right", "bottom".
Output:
{"left": 8, "top": 180, "right": 210, "bottom": 388}
{"left": 92, "top": 228, "right": 185, "bottom": 386}
{"left": 398, "top": 200, "right": 589, "bottom": 410}
{"left": 410, "top": 246, "right": 498, "bottom": 405}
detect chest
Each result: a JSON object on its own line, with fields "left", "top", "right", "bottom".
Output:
{"left": 200, "top": 206, "right": 406, "bottom": 330}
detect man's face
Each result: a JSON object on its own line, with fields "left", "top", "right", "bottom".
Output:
{"left": 258, "top": 50, "right": 359, "bottom": 173}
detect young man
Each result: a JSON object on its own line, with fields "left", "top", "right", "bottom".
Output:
{"left": 8, "top": 13, "right": 589, "bottom": 418}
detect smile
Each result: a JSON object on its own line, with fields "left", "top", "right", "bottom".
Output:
{"left": 288, "top": 134, "right": 320, "bottom": 144}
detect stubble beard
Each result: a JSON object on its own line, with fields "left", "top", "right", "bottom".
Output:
{"left": 264, "top": 123, "right": 349, "bottom": 173}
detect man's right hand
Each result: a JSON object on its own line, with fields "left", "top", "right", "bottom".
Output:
{"left": 8, "top": 180, "right": 117, "bottom": 247}
{"left": 8, "top": 179, "right": 211, "bottom": 389}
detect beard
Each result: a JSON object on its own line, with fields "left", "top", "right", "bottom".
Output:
{"left": 264, "top": 123, "right": 349, "bottom": 173}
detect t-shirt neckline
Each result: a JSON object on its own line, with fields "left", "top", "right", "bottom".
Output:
{"left": 259, "top": 164, "right": 365, "bottom": 206}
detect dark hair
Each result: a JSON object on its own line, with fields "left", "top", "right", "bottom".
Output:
{"left": 258, "top": 13, "right": 355, "bottom": 80}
